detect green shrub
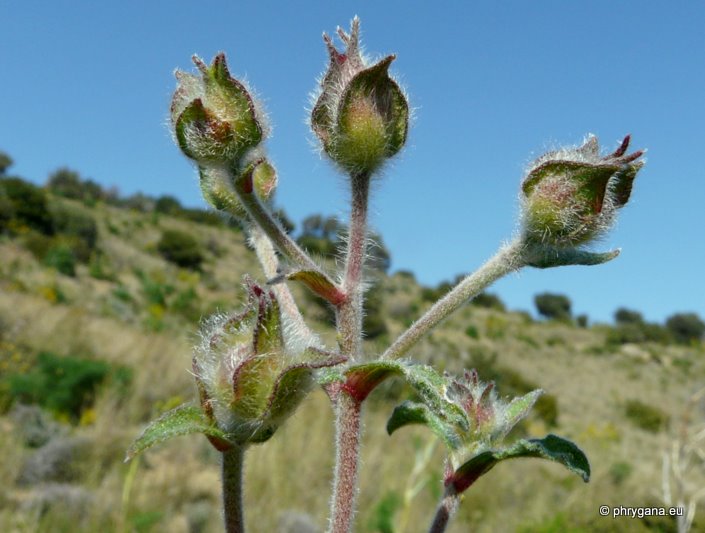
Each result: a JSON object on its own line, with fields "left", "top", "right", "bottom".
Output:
{"left": 297, "top": 234, "right": 338, "bottom": 257}
{"left": 50, "top": 206, "right": 98, "bottom": 262}
{"left": 614, "top": 307, "right": 644, "bottom": 325}
{"left": 607, "top": 321, "right": 672, "bottom": 346}
{"left": 88, "top": 252, "right": 115, "bottom": 280}
{"left": 0, "top": 151, "right": 13, "bottom": 174}
{"left": 367, "top": 491, "right": 401, "bottom": 533}
{"left": 470, "top": 292, "right": 505, "bottom": 311}
{"left": 171, "top": 287, "right": 201, "bottom": 323}
{"left": 485, "top": 315, "right": 507, "bottom": 340}
{"left": 137, "top": 270, "right": 175, "bottom": 307}
{"left": 363, "top": 285, "right": 388, "bottom": 340}
{"left": 609, "top": 461, "right": 632, "bottom": 486}
{"left": 0, "top": 188, "right": 13, "bottom": 232}
{"left": 576, "top": 314, "right": 589, "bottom": 328}
{"left": 533, "top": 394, "right": 559, "bottom": 427}
{"left": 157, "top": 229, "right": 204, "bottom": 270}
{"left": 1, "top": 351, "right": 131, "bottom": 421}
{"left": 624, "top": 399, "right": 669, "bottom": 433}
{"left": 0, "top": 177, "right": 54, "bottom": 234}
{"left": 154, "top": 195, "right": 182, "bottom": 215}
{"left": 46, "top": 168, "right": 105, "bottom": 204}
{"left": 43, "top": 243, "right": 77, "bottom": 276}
{"left": 464, "top": 324, "right": 479, "bottom": 339}
{"left": 665, "top": 312, "right": 705, "bottom": 344}
{"left": 22, "top": 231, "right": 53, "bottom": 259}
{"left": 534, "top": 292, "right": 572, "bottom": 321}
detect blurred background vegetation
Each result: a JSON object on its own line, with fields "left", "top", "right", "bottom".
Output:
{"left": 1, "top": 150, "right": 704, "bottom": 532}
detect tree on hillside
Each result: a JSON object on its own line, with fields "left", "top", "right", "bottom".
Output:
{"left": 0, "top": 151, "right": 13, "bottom": 174}
{"left": 614, "top": 307, "right": 644, "bottom": 325}
{"left": 157, "top": 229, "right": 204, "bottom": 270}
{"left": 666, "top": 313, "right": 705, "bottom": 344}
{"left": 534, "top": 293, "right": 572, "bottom": 321}
{"left": 47, "top": 167, "right": 106, "bottom": 204}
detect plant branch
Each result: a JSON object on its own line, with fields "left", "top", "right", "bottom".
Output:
{"left": 248, "top": 224, "right": 320, "bottom": 347}
{"left": 337, "top": 173, "right": 371, "bottom": 359}
{"left": 222, "top": 446, "right": 246, "bottom": 533}
{"left": 327, "top": 173, "right": 370, "bottom": 533}
{"left": 428, "top": 485, "right": 460, "bottom": 533}
{"left": 231, "top": 168, "right": 321, "bottom": 274}
{"left": 328, "top": 391, "right": 363, "bottom": 533}
{"left": 382, "top": 239, "right": 526, "bottom": 360}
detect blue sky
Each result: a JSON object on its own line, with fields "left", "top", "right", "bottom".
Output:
{"left": 2, "top": 1, "right": 704, "bottom": 323}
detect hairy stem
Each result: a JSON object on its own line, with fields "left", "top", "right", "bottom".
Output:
{"left": 383, "top": 239, "right": 525, "bottom": 360}
{"left": 337, "top": 173, "right": 370, "bottom": 359}
{"left": 329, "top": 391, "right": 363, "bottom": 533}
{"left": 231, "top": 169, "right": 320, "bottom": 273}
{"left": 248, "top": 224, "right": 319, "bottom": 346}
{"left": 429, "top": 486, "right": 460, "bottom": 533}
{"left": 222, "top": 446, "right": 246, "bottom": 533}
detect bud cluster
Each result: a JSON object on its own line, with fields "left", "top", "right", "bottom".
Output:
{"left": 170, "top": 54, "right": 276, "bottom": 219}
{"left": 192, "top": 280, "right": 340, "bottom": 446}
{"left": 444, "top": 370, "right": 541, "bottom": 469}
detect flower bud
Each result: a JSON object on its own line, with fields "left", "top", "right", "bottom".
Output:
{"left": 192, "top": 280, "right": 341, "bottom": 446}
{"left": 199, "top": 159, "right": 277, "bottom": 219}
{"left": 521, "top": 135, "right": 644, "bottom": 247}
{"left": 311, "top": 17, "right": 409, "bottom": 175}
{"left": 171, "top": 53, "right": 266, "bottom": 168}
{"left": 444, "top": 370, "right": 540, "bottom": 468}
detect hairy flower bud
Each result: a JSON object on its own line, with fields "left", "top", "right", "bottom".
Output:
{"left": 171, "top": 53, "right": 266, "bottom": 168}
{"left": 199, "top": 159, "right": 277, "bottom": 219}
{"left": 521, "top": 135, "right": 644, "bottom": 247}
{"left": 444, "top": 370, "right": 540, "bottom": 468}
{"left": 311, "top": 17, "right": 409, "bottom": 175}
{"left": 192, "top": 280, "right": 341, "bottom": 447}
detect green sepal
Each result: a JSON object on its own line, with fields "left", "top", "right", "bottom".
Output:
{"left": 125, "top": 404, "right": 232, "bottom": 461}
{"left": 611, "top": 161, "right": 643, "bottom": 207}
{"left": 285, "top": 270, "right": 345, "bottom": 305}
{"left": 525, "top": 245, "right": 620, "bottom": 269}
{"left": 252, "top": 288, "right": 284, "bottom": 355}
{"left": 204, "top": 53, "right": 262, "bottom": 151}
{"left": 499, "top": 389, "right": 543, "bottom": 440}
{"left": 387, "top": 400, "right": 463, "bottom": 451}
{"left": 338, "top": 55, "right": 408, "bottom": 155}
{"left": 330, "top": 55, "right": 409, "bottom": 173}
{"left": 175, "top": 99, "right": 216, "bottom": 160}
{"left": 522, "top": 160, "right": 618, "bottom": 201}
{"left": 230, "top": 355, "right": 278, "bottom": 421}
{"left": 449, "top": 434, "right": 590, "bottom": 493}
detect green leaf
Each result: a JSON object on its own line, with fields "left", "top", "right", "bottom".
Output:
{"left": 450, "top": 434, "right": 590, "bottom": 493}
{"left": 125, "top": 404, "right": 231, "bottom": 461}
{"left": 387, "top": 401, "right": 463, "bottom": 451}
{"left": 345, "top": 360, "right": 466, "bottom": 426}
{"left": 525, "top": 245, "right": 620, "bottom": 269}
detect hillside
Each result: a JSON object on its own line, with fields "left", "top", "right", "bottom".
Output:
{"left": 1, "top": 175, "right": 704, "bottom": 533}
